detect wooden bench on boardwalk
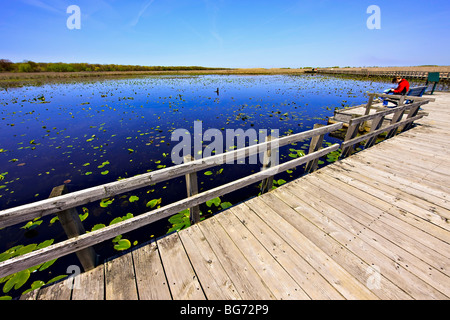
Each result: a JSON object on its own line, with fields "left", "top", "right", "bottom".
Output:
{"left": 2, "top": 93, "right": 449, "bottom": 300}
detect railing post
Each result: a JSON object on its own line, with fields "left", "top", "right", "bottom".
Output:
{"left": 183, "top": 155, "right": 201, "bottom": 225}
{"left": 364, "top": 115, "right": 386, "bottom": 149}
{"left": 260, "top": 136, "right": 274, "bottom": 194}
{"left": 49, "top": 185, "right": 97, "bottom": 272}
{"left": 364, "top": 94, "right": 375, "bottom": 116}
{"left": 341, "top": 122, "right": 359, "bottom": 158}
{"left": 385, "top": 103, "right": 406, "bottom": 139}
{"left": 401, "top": 103, "right": 422, "bottom": 132}
{"left": 305, "top": 124, "right": 325, "bottom": 174}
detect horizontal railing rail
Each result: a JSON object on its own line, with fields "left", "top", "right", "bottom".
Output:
{"left": 341, "top": 98, "right": 431, "bottom": 157}
{"left": 0, "top": 123, "right": 344, "bottom": 230}
{"left": 0, "top": 123, "right": 343, "bottom": 278}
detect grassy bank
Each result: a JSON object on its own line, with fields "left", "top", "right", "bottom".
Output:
{"left": 0, "top": 68, "right": 309, "bottom": 88}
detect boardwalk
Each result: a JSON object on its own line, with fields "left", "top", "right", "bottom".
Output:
{"left": 21, "top": 93, "right": 450, "bottom": 300}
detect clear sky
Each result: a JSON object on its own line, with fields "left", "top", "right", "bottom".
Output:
{"left": 1, "top": 0, "right": 449, "bottom": 68}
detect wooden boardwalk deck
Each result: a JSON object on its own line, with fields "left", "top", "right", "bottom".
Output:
{"left": 22, "top": 93, "right": 450, "bottom": 300}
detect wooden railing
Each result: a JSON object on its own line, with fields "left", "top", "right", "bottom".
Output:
{"left": 0, "top": 123, "right": 344, "bottom": 279}
{"left": 341, "top": 99, "right": 431, "bottom": 157}
{"left": 0, "top": 90, "right": 434, "bottom": 280}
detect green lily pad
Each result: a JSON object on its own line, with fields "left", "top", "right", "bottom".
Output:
{"left": 3, "top": 269, "right": 30, "bottom": 293}
{"left": 114, "top": 239, "right": 131, "bottom": 251}
{"left": 129, "top": 195, "right": 139, "bottom": 203}
{"left": 146, "top": 198, "right": 162, "bottom": 209}
{"left": 100, "top": 198, "right": 114, "bottom": 208}
{"left": 206, "top": 197, "right": 221, "bottom": 207}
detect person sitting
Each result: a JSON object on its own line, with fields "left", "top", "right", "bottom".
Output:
{"left": 388, "top": 76, "right": 410, "bottom": 95}
{"left": 380, "top": 77, "right": 410, "bottom": 107}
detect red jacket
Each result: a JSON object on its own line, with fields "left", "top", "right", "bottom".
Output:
{"left": 393, "top": 79, "right": 410, "bottom": 94}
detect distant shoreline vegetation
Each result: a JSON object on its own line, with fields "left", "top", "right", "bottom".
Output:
{"left": 0, "top": 59, "right": 229, "bottom": 73}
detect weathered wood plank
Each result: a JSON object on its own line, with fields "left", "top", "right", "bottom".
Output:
{"left": 131, "top": 241, "right": 172, "bottom": 300}
{"left": 303, "top": 171, "right": 450, "bottom": 272}
{"left": 230, "top": 204, "right": 345, "bottom": 300}
{"left": 104, "top": 253, "right": 138, "bottom": 300}
{"left": 178, "top": 225, "right": 242, "bottom": 300}
{"left": 271, "top": 186, "right": 417, "bottom": 299}
{"left": 245, "top": 197, "right": 379, "bottom": 300}
{"left": 322, "top": 165, "right": 450, "bottom": 243}
{"left": 37, "top": 276, "right": 74, "bottom": 300}
{"left": 71, "top": 265, "right": 104, "bottom": 300}
{"left": 157, "top": 233, "right": 205, "bottom": 300}
{"left": 197, "top": 216, "right": 276, "bottom": 300}
{"left": 215, "top": 209, "right": 310, "bottom": 300}
{"left": 335, "top": 161, "right": 450, "bottom": 228}
{"left": 282, "top": 178, "right": 450, "bottom": 298}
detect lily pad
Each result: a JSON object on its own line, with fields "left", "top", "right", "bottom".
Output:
{"left": 146, "top": 198, "right": 162, "bottom": 209}
{"left": 206, "top": 197, "right": 221, "bottom": 207}
{"left": 129, "top": 195, "right": 139, "bottom": 203}
{"left": 114, "top": 239, "right": 131, "bottom": 251}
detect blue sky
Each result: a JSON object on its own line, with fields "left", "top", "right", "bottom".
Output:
{"left": 1, "top": 0, "right": 449, "bottom": 68}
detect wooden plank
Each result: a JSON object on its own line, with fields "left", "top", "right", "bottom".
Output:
{"left": 0, "top": 144, "right": 340, "bottom": 280}
{"left": 272, "top": 186, "right": 420, "bottom": 299}
{"left": 285, "top": 177, "right": 450, "bottom": 299}
{"left": 341, "top": 153, "right": 450, "bottom": 197}
{"left": 245, "top": 197, "right": 379, "bottom": 300}
{"left": 37, "top": 276, "right": 74, "bottom": 300}
{"left": 345, "top": 153, "right": 450, "bottom": 197}
{"left": 230, "top": 204, "right": 345, "bottom": 300}
{"left": 264, "top": 189, "right": 436, "bottom": 299}
{"left": 0, "top": 123, "right": 344, "bottom": 229}
{"left": 131, "top": 241, "right": 172, "bottom": 300}
{"left": 324, "top": 164, "right": 450, "bottom": 243}
{"left": 20, "top": 288, "right": 40, "bottom": 300}
{"left": 104, "top": 253, "right": 138, "bottom": 300}
{"left": 361, "top": 150, "right": 450, "bottom": 188}
{"left": 367, "top": 143, "right": 448, "bottom": 172}
{"left": 392, "top": 135, "right": 450, "bottom": 153}
{"left": 157, "top": 233, "right": 205, "bottom": 300}
{"left": 337, "top": 160, "right": 450, "bottom": 217}
{"left": 197, "top": 216, "right": 276, "bottom": 300}
{"left": 313, "top": 170, "right": 450, "bottom": 295}
{"left": 71, "top": 265, "right": 104, "bottom": 300}
{"left": 304, "top": 171, "right": 450, "bottom": 272}
{"left": 215, "top": 209, "right": 310, "bottom": 300}
{"left": 178, "top": 225, "right": 242, "bottom": 300}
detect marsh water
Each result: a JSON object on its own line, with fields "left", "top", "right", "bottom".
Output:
{"left": 0, "top": 74, "right": 399, "bottom": 297}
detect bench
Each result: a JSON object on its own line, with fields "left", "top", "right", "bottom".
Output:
{"left": 383, "top": 86, "right": 428, "bottom": 106}
{"left": 407, "top": 86, "right": 427, "bottom": 97}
